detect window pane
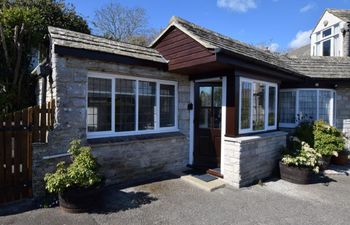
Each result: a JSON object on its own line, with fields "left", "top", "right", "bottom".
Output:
{"left": 253, "top": 82, "right": 265, "bottom": 131}
{"left": 323, "top": 40, "right": 331, "bottom": 56}
{"left": 319, "top": 90, "right": 332, "bottom": 124}
{"left": 138, "top": 81, "right": 156, "bottom": 130}
{"left": 299, "top": 90, "right": 317, "bottom": 121}
{"left": 322, "top": 28, "right": 331, "bottom": 38}
{"left": 268, "top": 86, "right": 276, "bottom": 126}
{"left": 160, "top": 84, "right": 175, "bottom": 128}
{"left": 199, "top": 87, "right": 212, "bottom": 128}
{"left": 115, "top": 78, "right": 136, "bottom": 132}
{"left": 87, "top": 77, "right": 111, "bottom": 132}
{"left": 199, "top": 87, "right": 212, "bottom": 107}
{"left": 279, "top": 91, "right": 296, "bottom": 124}
{"left": 241, "top": 82, "right": 251, "bottom": 129}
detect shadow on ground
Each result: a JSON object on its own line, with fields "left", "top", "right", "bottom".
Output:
{"left": 91, "top": 189, "right": 157, "bottom": 214}
{"left": 0, "top": 172, "right": 178, "bottom": 217}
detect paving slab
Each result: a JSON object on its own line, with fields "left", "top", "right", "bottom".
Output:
{"left": 1, "top": 174, "right": 350, "bottom": 225}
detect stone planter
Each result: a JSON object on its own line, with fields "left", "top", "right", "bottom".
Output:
{"left": 279, "top": 162, "right": 316, "bottom": 184}
{"left": 332, "top": 151, "right": 350, "bottom": 165}
{"left": 59, "top": 184, "right": 104, "bottom": 213}
{"left": 318, "top": 156, "right": 331, "bottom": 171}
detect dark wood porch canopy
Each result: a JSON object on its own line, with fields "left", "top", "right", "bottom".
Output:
{"left": 151, "top": 16, "right": 307, "bottom": 136}
{"left": 151, "top": 16, "right": 306, "bottom": 82}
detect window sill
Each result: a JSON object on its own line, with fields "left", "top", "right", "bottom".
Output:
{"left": 87, "top": 131, "right": 186, "bottom": 146}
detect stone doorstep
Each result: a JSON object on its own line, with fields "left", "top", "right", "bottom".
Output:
{"left": 180, "top": 175, "right": 226, "bottom": 192}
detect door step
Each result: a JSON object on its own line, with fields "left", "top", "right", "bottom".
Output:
{"left": 207, "top": 168, "right": 224, "bottom": 178}
{"left": 181, "top": 174, "right": 225, "bottom": 192}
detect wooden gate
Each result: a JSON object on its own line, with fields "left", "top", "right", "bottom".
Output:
{"left": 0, "top": 100, "right": 55, "bottom": 204}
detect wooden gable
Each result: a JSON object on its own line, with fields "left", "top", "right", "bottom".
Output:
{"left": 153, "top": 27, "right": 216, "bottom": 72}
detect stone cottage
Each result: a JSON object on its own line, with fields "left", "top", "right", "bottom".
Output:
{"left": 33, "top": 9, "right": 350, "bottom": 196}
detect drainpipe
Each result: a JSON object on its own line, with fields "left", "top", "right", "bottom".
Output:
{"left": 342, "top": 22, "right": 350, "bottom": 57}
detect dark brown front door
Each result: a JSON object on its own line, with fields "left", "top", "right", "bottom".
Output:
{"left": 194, "top": 83, "right": 222, "bottom": 168}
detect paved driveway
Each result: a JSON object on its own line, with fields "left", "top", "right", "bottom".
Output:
{"left": 1, "top": 174, "right": 350, "bottom": 225}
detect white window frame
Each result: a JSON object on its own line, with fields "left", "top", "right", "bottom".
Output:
{"left": 314, "top": 23, "right": 341, "bottom": 56}
{"left": 87, "top": 71, "right": 178, "bottom": 139}
{"left": 239, "top": 77, "right": 278, "bottom": 134}
{"left": 279, "top": 88, "right": 336, "bottom": 128}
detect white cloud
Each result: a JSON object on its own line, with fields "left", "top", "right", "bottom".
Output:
{"left": 268, "top": 43, "right": 280, "bottom": 52}
{"left": 217, "top": 0, "right": 257, "bottom": 13}
{"left": 288, "top": 30, "right": 312, "bottom": 49}
{"left": 300, "top": 3, "right": 315, "bottom": 13}
{"left": 256, "top": 42, "right": 280, "bottom": 52}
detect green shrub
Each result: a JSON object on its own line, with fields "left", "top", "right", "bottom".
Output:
{"left": 295, "top": 121, "right": 314, "bottom": 148}
{"left": 44, "top": 140, "right": 102, "bottom": 194}
{"left": 282, "top": 142, "right": 322, "bottom": 173}
{"left": 313, "top": 120, "right": 345, "bottom": 157}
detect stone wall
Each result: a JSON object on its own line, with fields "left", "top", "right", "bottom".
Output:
{"left": 222, "top": 131, "right": 287, "bottom": 188}
{"left": 32, "top": 52, "right": 190, "bottom": 197}
{"left": 336, "top": 86, "right": 350, "bottom": 149}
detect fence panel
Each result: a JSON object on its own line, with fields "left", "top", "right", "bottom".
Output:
{"left": 0, "top": 99, "right": 55, "bottom": 204}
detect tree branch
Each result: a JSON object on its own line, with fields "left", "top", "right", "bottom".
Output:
{"left": 0, "top": 23, "right": 11, "bottom": 69}
{"left": 13, "top": 23, "right": 25, "bottom": 87}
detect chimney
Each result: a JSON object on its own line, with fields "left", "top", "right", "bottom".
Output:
{"left": 342, "top": 22, "right": 350, "bottom": 57}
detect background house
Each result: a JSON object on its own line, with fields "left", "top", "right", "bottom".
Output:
{"left": 310, "top": 9, "right": 350, "bottom": 57}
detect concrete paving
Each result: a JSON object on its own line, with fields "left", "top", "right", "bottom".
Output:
{"left": 1, "top": 173, "right": 350, "bottom": 225}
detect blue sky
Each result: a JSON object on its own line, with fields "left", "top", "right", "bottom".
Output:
{"left": 66, "top": 0, "right": 350, "bottom": 51}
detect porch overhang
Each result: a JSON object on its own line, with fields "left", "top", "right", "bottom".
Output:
{"left": 168, "top": 49, "right": 307, "bottom": 83}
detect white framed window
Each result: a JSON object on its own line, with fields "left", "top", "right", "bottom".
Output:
{"left": 87, "top": 71, "right": 178, "bottom": 139}
{"left": 313, "top": 23, "right": 341, "bottom": 56}
{"left": 279, "top": 89, "right": 336, "bottom": 128}
{"left": 239, "top": 77, "right": 278, "bottom": 134}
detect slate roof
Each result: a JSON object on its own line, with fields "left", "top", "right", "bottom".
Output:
{"left": 48, "top": 26, "right": 167, "bottom": 64}
{"left": 287, "top": 45, "right": 310, "bottom": 58}
{"left": 151, "top": 16, "right": 301, "bottom": 75}
{"left": 280, "top": 56, "right": 350, "bottom": 79}
{"left": 327, "top": 9, "right": 350, "bottom": 22}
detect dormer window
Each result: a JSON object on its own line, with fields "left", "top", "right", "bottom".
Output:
{"left": 312, "top": 23, "right": 341, "bottom": 57}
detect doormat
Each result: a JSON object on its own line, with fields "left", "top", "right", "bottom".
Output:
{"left": 193, "top": 174, "right": 218, "bottom": 182}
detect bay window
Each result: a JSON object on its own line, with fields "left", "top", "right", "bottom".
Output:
{"left": 279, "top": 89, "right": 335, "bottom": 127}
{"left": 239, "top": 78, "right": 278, "bottom": 134}
{"left": 87, "top": 73, "right": 178, "bottom": 138}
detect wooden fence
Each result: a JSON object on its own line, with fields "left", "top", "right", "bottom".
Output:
{"left": 0, "top": 100, "right": 55, "bottom": 204}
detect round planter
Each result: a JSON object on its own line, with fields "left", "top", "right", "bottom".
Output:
{"left": 279, "top": 161, "right": 316, "bottom": 184}
{"left": 59, "top": 184, "right": 104, "bottom": 213}
{"left": 318, "top": 156, "right": 331, "bottom": 171}
{"left": 332, "top": 151, "right": 350, "bottom": 165}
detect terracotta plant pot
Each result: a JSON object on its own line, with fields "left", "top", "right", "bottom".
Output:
{"left": 279, "top": 161, "right": 316, "bottom": 184}
{"left": 332, "top": 151, "right": 350, "bottom": 165}
{"left": 59, "top": 184, "right": 104, "bottom": 213}
{"left": 318, "top": 156, "right": 331, "bottom": 171}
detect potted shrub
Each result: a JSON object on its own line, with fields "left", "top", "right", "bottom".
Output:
{"left": 332, "top": 150, "right": 350, "bottom": 165}
{"left": 313, "top": 121, "right": 345, "bottom": 170}
{"left": 280, "top": 141, "right": 322, "bottom": 184}
{"left": 44, "top": 140, "right": 104, "bottom": 213}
